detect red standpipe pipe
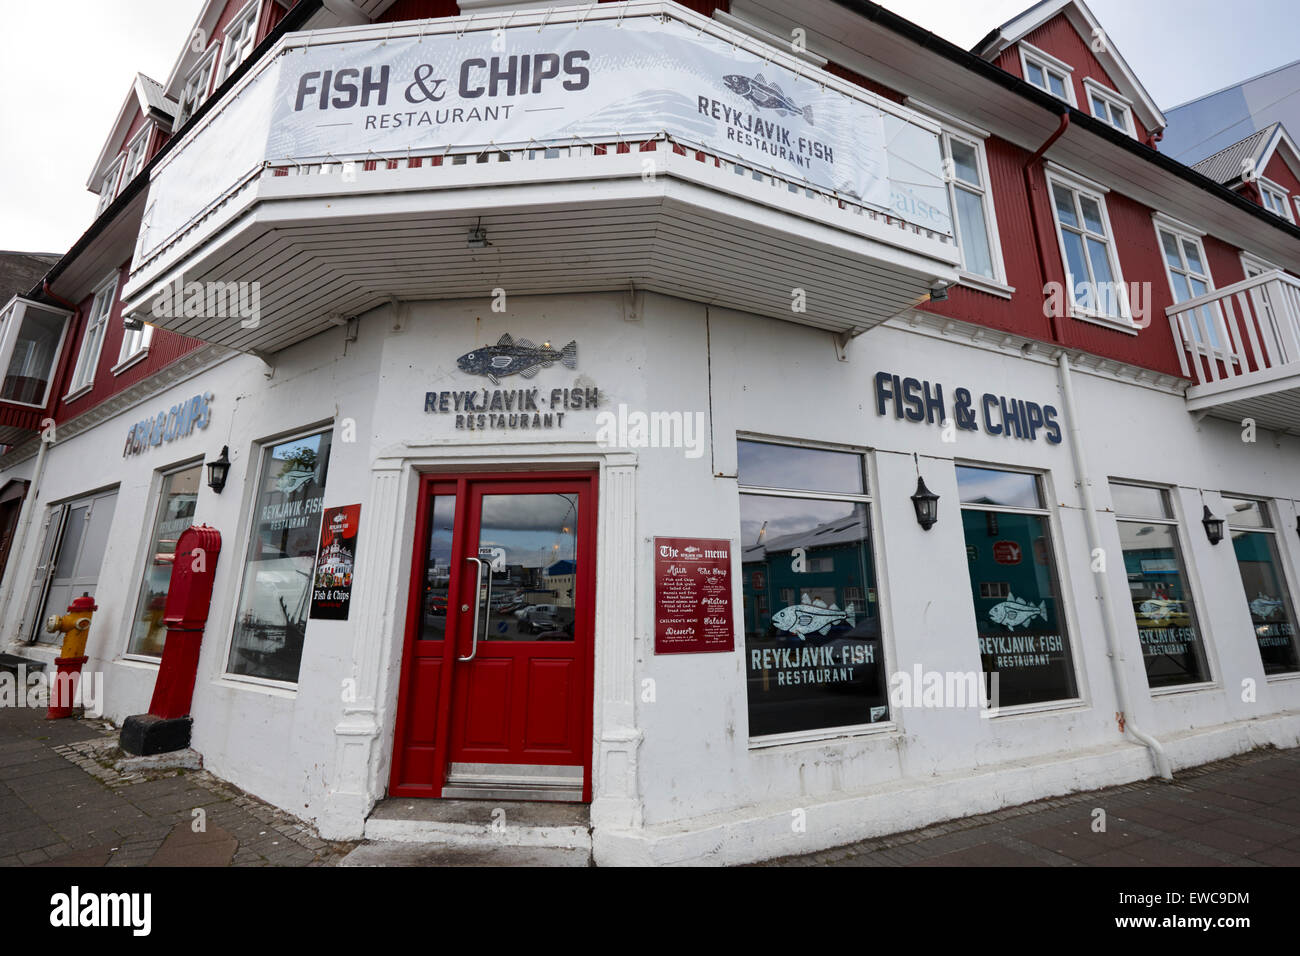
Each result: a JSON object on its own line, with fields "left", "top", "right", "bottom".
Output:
{"left": 1023, "top": 112, "right": 1071, "bottom": 343}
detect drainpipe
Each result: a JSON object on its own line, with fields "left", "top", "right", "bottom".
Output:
{"left": 0, "top": 433, "right": 54, "bottom": 646}
{"left": 1057, "top": 352, "right": 1172, "bottom": 780}
{"left": 41, "top": 281, "right": 79, "bottom": 312}
{"left": 1023, "top": 111, "right": 1070, "bottom": 343}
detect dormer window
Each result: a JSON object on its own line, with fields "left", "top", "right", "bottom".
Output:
{"left": 1019, "top": 42, "right": 1076, "bottom": 106}
{"left": 122, "top": 124, "right": 151, "bottom": 186}
{"left": 1083, "top": 79, "right": 1134, "bottom": 137}
{"left": 95, "top": 157, "right": 124, "bottom": 216}
{"left": 215, "top": 1, "right": 262, "bottom": 88}
{"left": 177, "top": 48, "right": 217, "bottom": 126}
{"left": 1259, "top": 180, "right": 1295, "bottom": 223}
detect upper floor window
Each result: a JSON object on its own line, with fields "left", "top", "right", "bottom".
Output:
{"left": 1083, "top": 79, "right": 1133, "bottom": 137}
{"left": 1154, "top": 216, "right": 1223, "bottom": 350}
{"left": 121, "top": 124, "right": 152, "bottom": 186}
{"left": 1045, "top": 168, "right": 1132, "bottom": 328}
{"left": 117, "top": 319, "right": 154, "bottom": 369}
{"left": 1259, "top": 180, "right": 1295, "bottom": 223}
{"left": 215, "top": 1, "right": 262, "bottom": 88}
{"left": 1019, "top": 42, "right": 1075, "bottom": 106}
{"left": 177, "top": 48, "right": 217, "bottom": 126}
{"left": 69, "top": 273, "right": 118, "bottom": 395}
{"left": 95, "top": 157, "right": 124, "bottom": 216}
{"left": 939, "top": 128, "right": 1007, "bottom": 290}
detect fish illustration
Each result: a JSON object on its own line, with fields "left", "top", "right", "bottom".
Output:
{"left": 988, "top": 594, "right": 1047, "bottom": 631}
{"left": 456, "top": 333, "right": 577, "bottom": 384}
{"left": 1250, "top": 593, "right": 1284, "bottom": 619}
{"left": 771, "top": 594, "right": 855, "bottom": 638}
{"left": 723, "top": 73, "right": 815, "bottom": 125}
{"left": 1138, "top": 599, "right": 1183, "bottom": 624}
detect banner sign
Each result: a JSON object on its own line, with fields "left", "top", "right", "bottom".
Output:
{"left": 311, "top": 504, "right": 361, "bottom": 620}
{"left": 654, "top": 537, "right": 735, "bottom": 654}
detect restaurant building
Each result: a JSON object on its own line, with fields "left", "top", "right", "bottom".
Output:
{"left": 1, "top": 0, "right": 1299, "bottom": 865}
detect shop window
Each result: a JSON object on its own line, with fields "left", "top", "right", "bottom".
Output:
{"left": 1224, "top": 495, "right": 1300, "bottom": 675}
{"left": 226, "top": 427, "right": 333, "bottom": 684}
{"left": 958, "top": 465, "right": 1078, "bottom": 708}
{"left": 125, "top": 463, "right": 203, "bottom": 658}
{"left": 1110, "top": 481, "right": 1211, "bottom": 688}
{"left": 739, "top": 439, "right": 888, "bottom": 740}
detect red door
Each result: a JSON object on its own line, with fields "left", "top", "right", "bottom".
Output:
{"left": 389, "top": 472, "right": 596, "bottom": 801}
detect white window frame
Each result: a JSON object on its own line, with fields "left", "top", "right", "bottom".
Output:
{"left": 121, "top": 122, "right": 152, "bottom": 188}
{"left": 114, "top": 319, "right": 154, "bottom": 373}
{"left": 1019, "top": 41, "right": 1077, "bottom": 106}
{"left": 95, "top": 157, "right": 124, "bottom": 216}
{"left": 936, "top": 122, "right": 1012, "bottom": 297}
{"left": 1258, "top": 177, "right": 1296, "bottom": 223}
{"left": 66, "top": 272, "right": 118, "bottom": 398}
{"left": 1240, "top": 251, "right": 1282, "bottom": 278}
{"left": 1044, "top": 165, "right": 1135, "bottom": 332}
{"left": 1082, "top": 78, "right": 1135, "bottom": 138}
{"left": 1152, "top": 214, "right": 1235, "bottom": 361}
{"left": 177, "top": 47, "right": 218, "bottom": 126}
{"left": 214, "top": 0, "right": 262, "bottom": 88}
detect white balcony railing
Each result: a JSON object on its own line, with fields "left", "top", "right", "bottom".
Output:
{"left": 1168, "top": 270, "right": 1300, "bottom": 389}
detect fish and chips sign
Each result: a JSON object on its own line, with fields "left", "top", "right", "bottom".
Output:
{"left": 145, "top": 12, "right": 952, "bottom": 251}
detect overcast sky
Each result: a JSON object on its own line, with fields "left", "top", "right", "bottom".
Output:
{"left": 0, "top": 0, "right": 1295, "bottom": 255}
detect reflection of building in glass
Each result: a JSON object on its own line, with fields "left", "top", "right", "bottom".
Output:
{"left": 543, "top": 559, "right": 576, "bottom": 607}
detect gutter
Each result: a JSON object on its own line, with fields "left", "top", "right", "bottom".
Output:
{"left": 26, "top": 0, "right": 327, "bottom": 305}
{"left": 827, "top": 0, "right": 1300, "bottom": 244}
{"left": 1056, "top": 352, "right": 1173, "bottom": 781}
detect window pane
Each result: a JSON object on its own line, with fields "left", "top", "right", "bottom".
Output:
{"left": 1086, "top": 237, "right": 1118, "bottom": 316}
{"left": 1222, "top": 496, "right": 1268, "bottom": 528}
{"left": 1052, "top": 185, "right": 1078, "bottom": 228}
{"left": 1110, "top": 105, "right": 1127, "bottom": 130}
{"left": 1169, "top": 272, "right": 1191, "bottom": 304}
{"left": 962, "top": 510, "right": 1077, "bottom": 706}
{"left": 950, "top": 139, "right": 980, "bottom": 186}
{"left": 227, "top": 429, "right": 333, "bottom": 682}
{"left": 1079, "top": 196, "right": 1105, "bottom": 234}
{"left": 1159, "top": 231, "right": 1182, "bottom": 270}
{"left": 1109, "top": 483, "right": 1169, "bottom": 518}
{"left": 416, "top": 496, "right": 456, "bottom": 640}
{"left": 1091, "top": 94, "right": 1107, "bottom": 117}
{"left": 737, "top": 440, "right": 864, "bottom": 495}
{"left": 957, "top": 466, "right": 1042, "bottom": 508}
{"left": 1047, "top": 72, "right": 1066, "bottom": 99}
{"left": 1118, "top": 521, "right": 1210, "bottom": 687}
{"left": 1181, "top": 239, "right": 1204, "bottom": 275}
{"left": 127, "top": 465, "right": 203, "bottom": 657}
{"left": 955, "top": 186, "right": 994, "bottom": 278}
{"left": 1061, "top": 231, "right": 1090, "bottom": 302}
{"left": 1026, "top": 62, "right": 1045, "bottom": 87}
{"left": 1231, "top": 530, "right": 1300, "bottom": 674}
{"left": 742, "top": 495, "right": 886, "bottom": 736}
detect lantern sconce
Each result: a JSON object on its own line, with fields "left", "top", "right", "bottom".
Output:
{"left": 207, "top": 446, "right": 231, "bottom": 495}
{"left": 911, "top": 475, "right": 940, "bottom": 531}
{"left": 1295, "top": 514, "right": 1299, "bottom": 540}
{"left": 1201, "top": 505, "right": 1225, "bottom": 546}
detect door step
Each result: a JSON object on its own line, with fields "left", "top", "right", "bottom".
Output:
{"left": 361, "top": 798, "right": 592, "bottom": 860}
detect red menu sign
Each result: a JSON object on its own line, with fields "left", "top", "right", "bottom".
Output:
{"left": 654, "top": 537, "right": 735, "bottom": 654}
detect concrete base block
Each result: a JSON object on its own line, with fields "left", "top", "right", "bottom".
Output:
{"left": 120, "top": 714, "right": 193, "bottom": 756}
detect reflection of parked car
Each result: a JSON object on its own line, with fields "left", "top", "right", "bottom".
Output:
{"left": 513, "top": 604, "right": 538, "bottom": 620}
{"left": 528, "top": 615, "right": 561, "bottom": 634}
{"left": 535, "top": 620, "right": 574, "bottom": 641}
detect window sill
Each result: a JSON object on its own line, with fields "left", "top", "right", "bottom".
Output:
{"left": 748, "top": 720, "right": 898, "bottom": 750}
{"left": 1265, "top": 670, "right": 1300, "bottom": 683}
{"left": 1070, "top": 309, "right": 1139, "bottom": 336}
{"left": 958, "top": 272, "right": 1015, "bottom": 299}
{"left": 116, "top": 654, "right": 161, "bottom": 668}
{"left": 1149, "top": 680, "right": 1219, "bottom": 697}
{"left": 213, "top": 674, "right": 299, "bottom": 699}
{"left": 982, "top": 696, "right": 1087, "bottom": 720}
{"left": 111, "top": 348, "right": 150, "bottom": 376}
{"left": 61, "top": 383, "right": 93, "bottom": 404}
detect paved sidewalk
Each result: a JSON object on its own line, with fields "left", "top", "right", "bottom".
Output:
{"left": 0, "top": 703, "right": 355, "bottom": 867}
{"left": 765, "top": 746, "right": 1300, "bottom": 866}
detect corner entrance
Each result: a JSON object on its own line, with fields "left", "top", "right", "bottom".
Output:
{"left": 389, "top": 471, "right": 596, "bottom": 802}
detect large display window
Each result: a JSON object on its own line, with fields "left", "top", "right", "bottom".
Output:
{"left": 226, "top": 427, "right": 333, "bottom": 684}
{"left": 126, "top": 463, "right": 203, "bottom": 658}
{"left": 1224, "top": 496, "right": 1300, "bottom": 675}
{"left": 1110, "top": 482, "right": 1211, "bottom": 688}
{"left": 958, "top": 466, "right": 1078, "bottom": 707}
{"left": 738, "top": 440, "right": 889, "bottom": 740}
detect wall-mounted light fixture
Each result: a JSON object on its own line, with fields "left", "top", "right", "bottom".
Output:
{"left": 912, "top": 476, "right": 940, "bottom": 530}
{"left": 1201, "top": 505, "right": 1224, "bottom": 545}
{"left": 928, "top": 281, "right": 949, "bottom": 302}
{"left": 207, "top": 446, "right": 231, "bottom": 495}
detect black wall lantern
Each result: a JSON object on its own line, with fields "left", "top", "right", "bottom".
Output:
{"left": 1201, "top": 505, "right": 1225, "bottom": 545}
{"left": 911, "top": 476, "right": 940, "bottom": 530}
{"left": 1295, "top": 515, "right": 1300, "bottom": 540}
{"left": 207, "top": 446, "right": 231, "bottom": 494}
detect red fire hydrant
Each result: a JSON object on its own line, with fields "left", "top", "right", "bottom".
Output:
{"left": 43, "top": 593, "right": 97, "bottom": 719}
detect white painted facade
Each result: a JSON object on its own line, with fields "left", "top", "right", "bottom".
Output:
{"left": 3, "top": 288, "right": 1299, "bottom": 865}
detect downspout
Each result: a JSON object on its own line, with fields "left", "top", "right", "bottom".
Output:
{"left": 1023, "top": 111, "right": 1070, "bottom": 343}
{"left": 1056, "top": 352, "right": 1172, "bottom": 780}
{"left": 41, "top": 281, "right": 79, "bottom": 312}
{"left": 0, "top": 434, "right": 53, "bottom": 647}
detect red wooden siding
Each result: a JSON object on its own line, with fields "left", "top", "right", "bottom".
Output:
{"left": 1262, "top": 151, "right": 1300, "bottom": 202}
{"left": 995, "top": 13, "right": 1151, "bottom": 144}
{"left": 825, "top": 61, "right": 906, "bottom": 105}
{"left": 377, "top": 0, "right": 460, "bottom": 21}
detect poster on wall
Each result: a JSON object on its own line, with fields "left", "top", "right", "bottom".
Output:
{"left": 310, "top": 504, "right": 362, "bottom": 621}
{"left": 654, "top": 537, "right": 735, "bottom": 654}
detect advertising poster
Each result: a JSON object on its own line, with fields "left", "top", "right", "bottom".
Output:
{"left": 310, "top": 504, "right": 361, "bottom": 621}
{"left": 654, "top": 537, "right": 734, "bottom": 654}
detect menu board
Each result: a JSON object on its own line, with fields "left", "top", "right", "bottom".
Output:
{"left": 310, "top": 504, "right": 361, "bottom": 621}
{"left": 654, "top": 537, "right": 735, "bottom": 654}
